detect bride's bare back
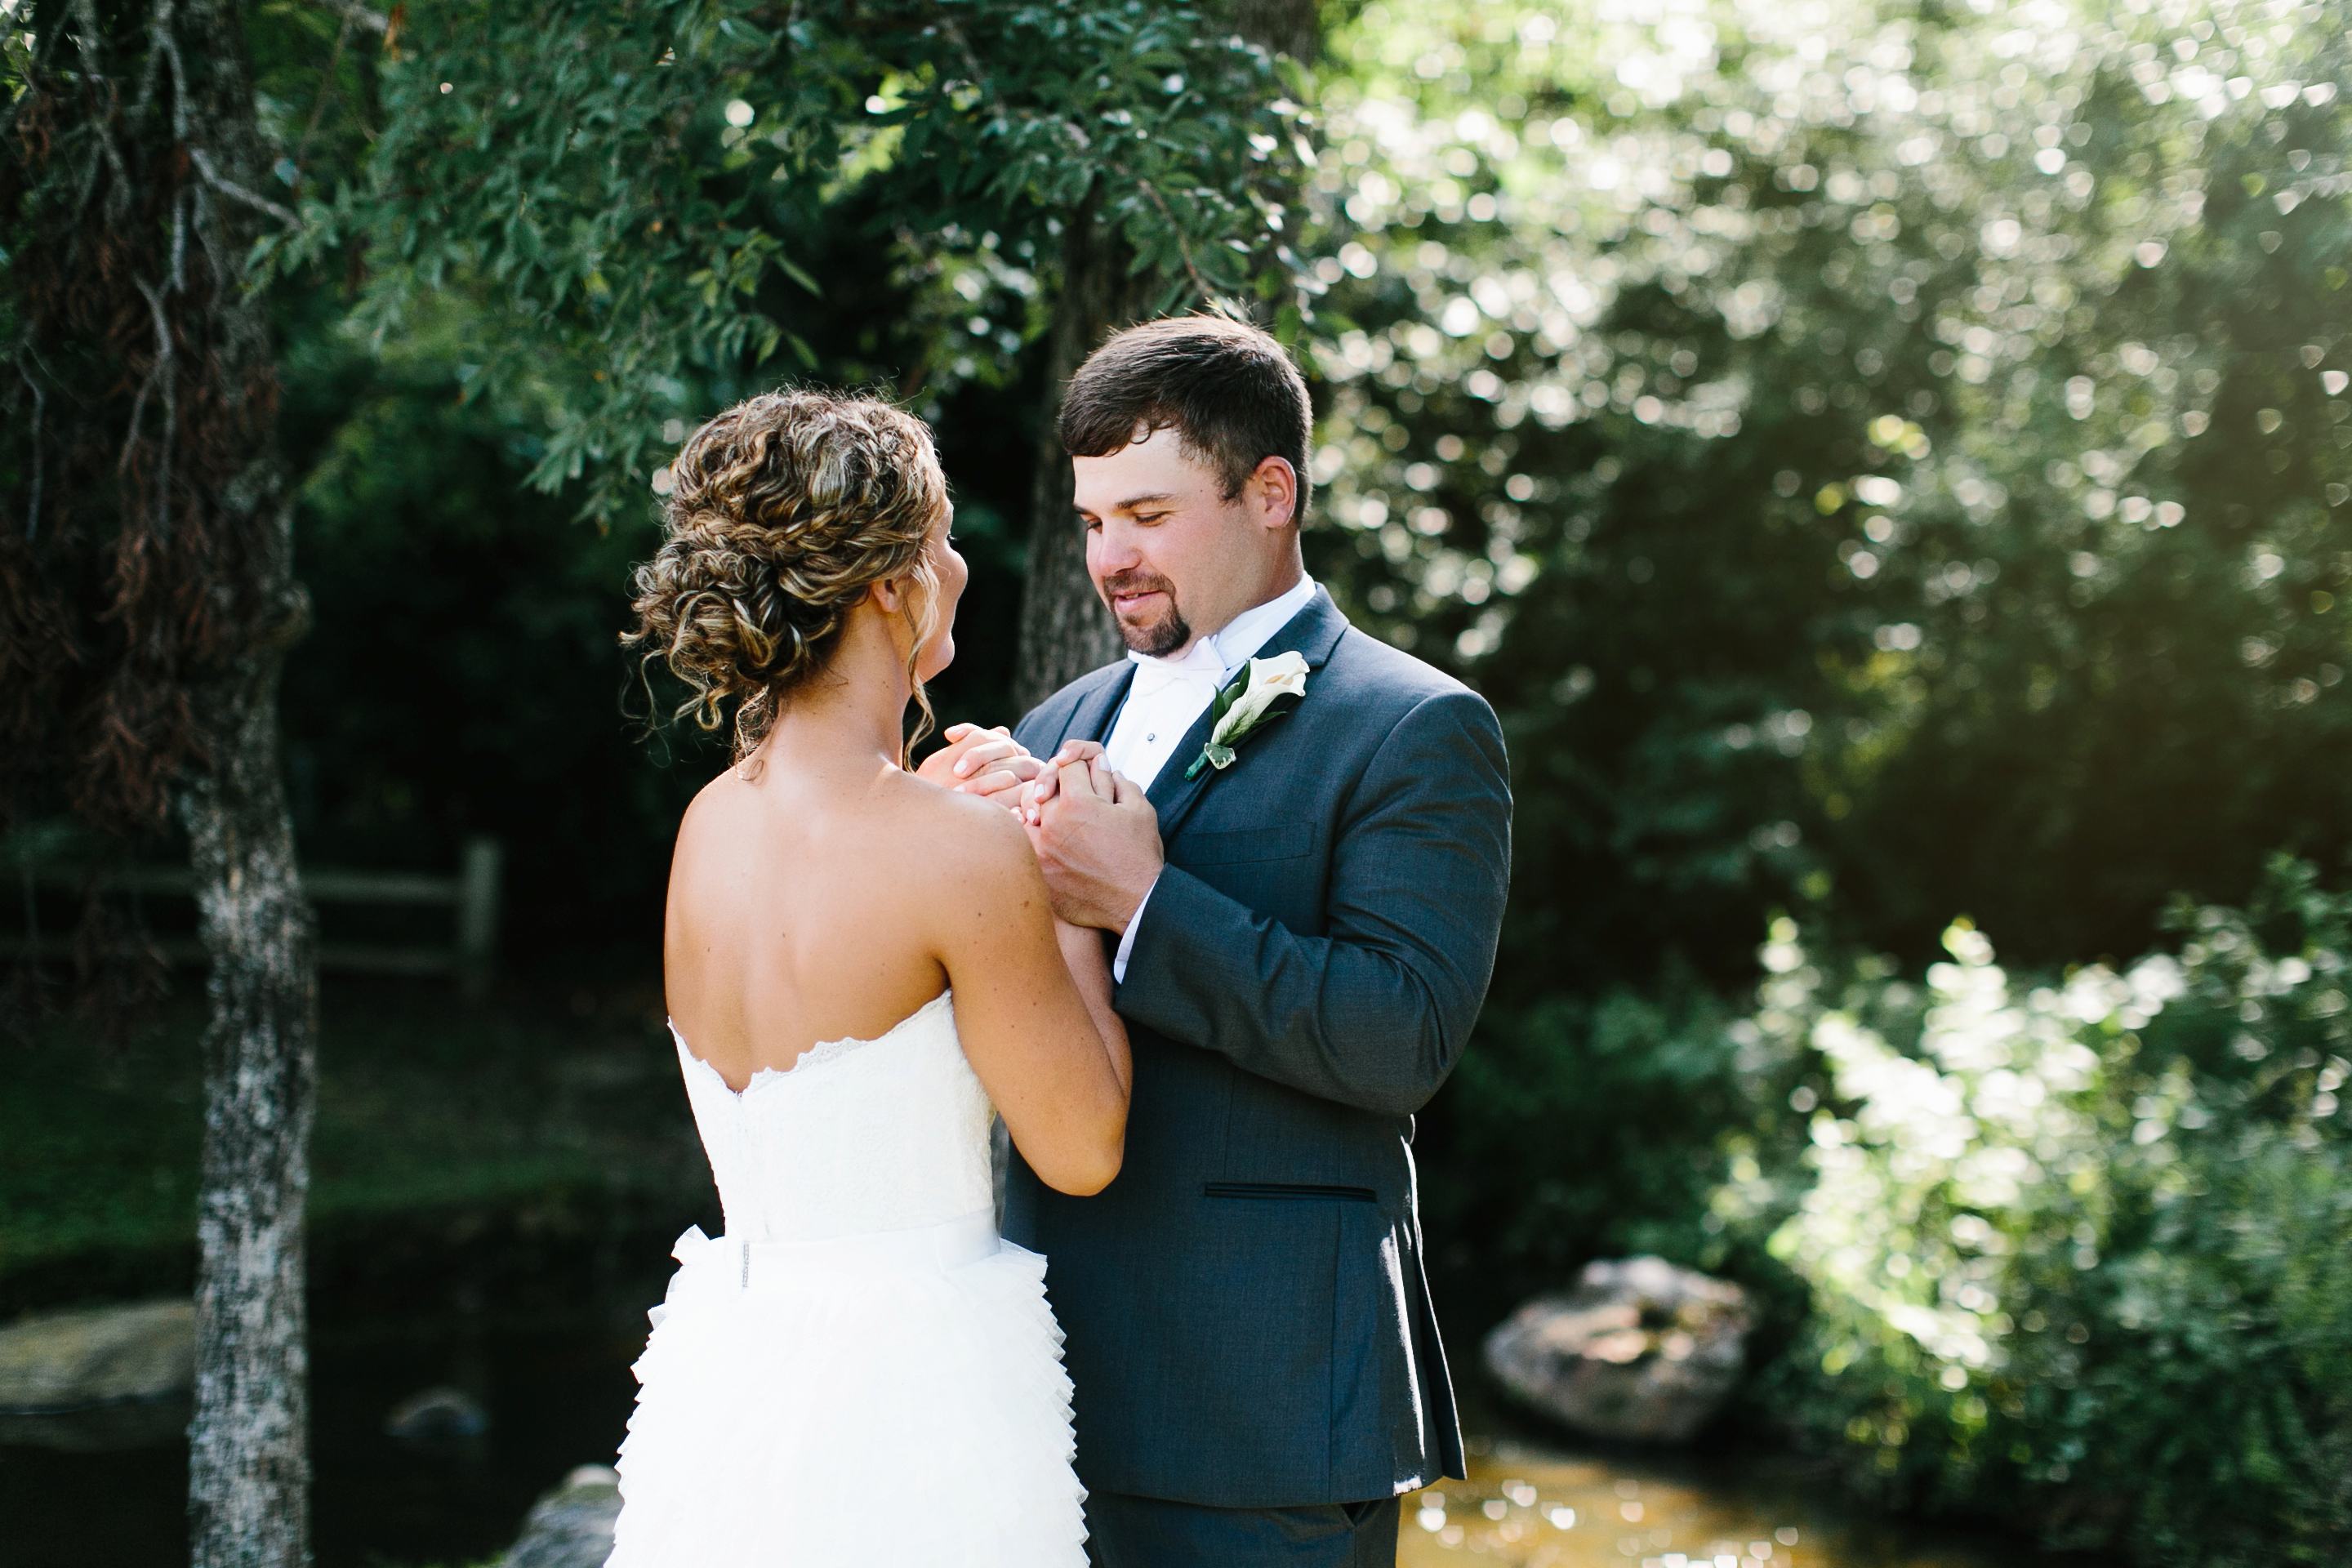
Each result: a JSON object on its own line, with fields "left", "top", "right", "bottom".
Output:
{"left": 631, "top": 388, "right": 1127, "bottom": 1197}
{"left": 666, "top": 744, "right": 1128, "bottom": 1196}
{"left": 666, "top": 759, "right": 964, "bottom": 1076}
{"left": 609, "top": 389, "right": 1116, "bottom": 1568}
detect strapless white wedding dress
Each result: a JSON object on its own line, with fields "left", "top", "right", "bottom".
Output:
{"left": 606, "top": 991, "right": 1086, "bottom": 1566}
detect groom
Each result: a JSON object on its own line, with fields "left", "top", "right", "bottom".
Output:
{"left": 995, "top": 314, "right": 1512, "bottom": 1566}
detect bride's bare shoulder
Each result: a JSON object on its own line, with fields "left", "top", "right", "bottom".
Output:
{"left": 670, "top": 765, "right": 755, "bottom": 840}
{"left": 878, "top": 770, "right": 1040, "bottom": 885}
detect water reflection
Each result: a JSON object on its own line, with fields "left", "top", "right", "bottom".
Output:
{"left": 1400, "top": 1438, "right": 2060, "bottom": 1568}
{"left": 0, "top": 1286, "right": 2091, "bottom": 1568}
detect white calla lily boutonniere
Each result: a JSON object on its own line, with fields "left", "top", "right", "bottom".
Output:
{"left": 1184, "top": 651, "right": 1310, "bottom": 781}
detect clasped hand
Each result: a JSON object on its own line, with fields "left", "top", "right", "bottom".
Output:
{"left": 915, "top": 725, "right": 1161, "bottom": 933}
{"left": 914, "top": 723, "right": 1044, "bottom": 803}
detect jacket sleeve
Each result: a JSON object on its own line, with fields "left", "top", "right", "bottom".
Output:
{"left": 1112, "top": 688, "right": 1512, "bottom": 1117}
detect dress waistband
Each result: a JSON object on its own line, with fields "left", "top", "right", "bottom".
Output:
{"left": 670, "top": 1208, "right": 1000, "bottom": 1290}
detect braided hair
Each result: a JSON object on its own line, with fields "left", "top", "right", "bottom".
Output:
{"left": 623, "top": 390, "right": 947, "bottom": 763}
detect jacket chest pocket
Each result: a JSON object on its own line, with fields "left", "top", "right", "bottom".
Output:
{"left": 1173, "top": 822, "right": 1314, "bottom": 867}
{"left": 1205, "top": 1182, "right": 1378, "bottom": 1203}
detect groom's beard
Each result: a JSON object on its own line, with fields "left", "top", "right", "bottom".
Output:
{"left": 1101, "top": 569, "right": 1192, "bottom": 657}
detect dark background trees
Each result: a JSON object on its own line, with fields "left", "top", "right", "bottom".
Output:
{"left": 247, "top": 0, "right": 1321, "bottom": 967}
{"left": 4, "top": 4, "right": 1313, "bottom": 1561}
{"left": 7, "top": 1, "right": 2350, "bottom": 1564}
{"left": 4, "top": 5, "right": 325, "bottom": 1562}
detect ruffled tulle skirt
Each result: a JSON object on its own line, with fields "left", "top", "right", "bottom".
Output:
{"left": 605, "top": 1213, "right": 1087, "bottom": 1567}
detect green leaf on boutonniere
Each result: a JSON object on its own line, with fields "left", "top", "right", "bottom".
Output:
{"left": 1183, "top": 651, "right": 1308, "bottom": 779}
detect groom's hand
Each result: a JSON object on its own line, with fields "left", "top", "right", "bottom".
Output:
{"left": 1027, "top": 750, "right": 1161, "bottom": 933}
{"left": 915, "top": 724, "right": 1041, "bottom": 808}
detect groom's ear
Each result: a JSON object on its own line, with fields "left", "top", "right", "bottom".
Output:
{"left": 1243, "top": 455, "right": 1301, "bottom": 531}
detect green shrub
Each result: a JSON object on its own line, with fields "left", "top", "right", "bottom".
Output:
{"left": 1724, "top": 858, "right": 2352, "bottom": 1564}
{"left": 1430, "top": 974, "right": 1735, "bottom": 1284}
{"left": 1421, "top": 964, "right": 1837, "bottom": 1352}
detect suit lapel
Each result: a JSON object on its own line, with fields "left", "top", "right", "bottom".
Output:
{"left": 1062, "top": 663, "right": 1136, "bottom": 750}
{"left": 1147, "top": 588, "right": 1350, "bottom": 844}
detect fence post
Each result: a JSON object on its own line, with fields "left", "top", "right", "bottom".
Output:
{"left": 456, "top": 837, "right": 504, "bottom": 1001}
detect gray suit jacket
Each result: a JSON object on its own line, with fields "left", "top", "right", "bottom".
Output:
{"left": 1004, "top": 587, "right": 1512, "bottom": 1508}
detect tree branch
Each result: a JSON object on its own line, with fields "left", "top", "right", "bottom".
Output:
{"left": 292, "top": 11, "right": 354, "bottom": 181}
{"left": 305, "top": 0, "right": 387, "bottom": 33}
{"left": 12, "top": 364, "right": 46, "bottom": 543}
{"left": 1131, "top": 176, "right": 1218, "bottom": 303}
{"left": 189, "top": 147, "right": 302, "bottom": 229}
{"left": 119, "top": 277, "right": 177, "bottom": 513}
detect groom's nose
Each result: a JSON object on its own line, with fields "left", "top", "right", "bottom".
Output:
{"left": 1087, "top": 517, "right": 1147, "bottom": 581}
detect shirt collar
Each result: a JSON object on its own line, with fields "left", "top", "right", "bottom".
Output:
{"left": 1126, "top": 574, "right": 1318, "bottom": 684}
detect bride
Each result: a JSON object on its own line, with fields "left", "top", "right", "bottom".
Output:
{"left": 607, "top": 390, "right": 1131, "bottom": 1566}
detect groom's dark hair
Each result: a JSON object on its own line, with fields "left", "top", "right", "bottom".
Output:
{"left": 1059, "top": 314, "right": 1313, "bottom": 527}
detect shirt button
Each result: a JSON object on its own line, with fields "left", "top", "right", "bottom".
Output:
{"left": 1147, "top": 733, "right": 1156, "bottom": 742}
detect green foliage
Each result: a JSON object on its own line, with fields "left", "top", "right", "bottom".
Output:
{"left": 281, "top": 0, "right": 1313, "bottom": 523}
{"left": 0, "top": 983, "right": 707, "bottom": 1283}
{"left": 265, "top": 278, "right": 711, "bottom": 961}
{"left": 0, "top": 11, "right": 30, "bottom": 104}
{"left": 1726, "top": 858, "right": 2352, "bottom": 1563}
{"left": 259, "top": 191, "right": 1058, "bottom": 960}
{"left": 1327, "top": 21, "right": 2352, "bottom": 1551}
{"left": 1298, "top": 0, "right": 2352, "bottom": 983}
{"left": 1421, "top": 973, "right": 1765, "bottom": 1322}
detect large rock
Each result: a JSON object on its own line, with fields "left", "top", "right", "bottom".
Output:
{"left": 1483, "top": 1256, "right": 1750, "bottom": 1444}
{"left": 385, "top": 1384, "right": 491, "bottom": 1441}
{"left": 0, "top": 1299, "right": 194, "bottom": 1410}
{"left": 0, "top": 1299, "right": 194, "bottom": 1450}
{"left": 502, "top": 1464, "right": 623, "bottom": 1568}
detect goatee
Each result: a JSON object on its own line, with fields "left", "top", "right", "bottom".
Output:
{"left": 1102, "top": 572, "right": 1191, "bottom": 657}
{"left": 1123, "top": 611, "right": 1192, "bottom": 658}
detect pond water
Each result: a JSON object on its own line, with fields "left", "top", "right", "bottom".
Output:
{"left": 2, "top": 1304, "right": 651, "bottom": 1567}
{"left": 3, "top": 1251, "right": 2087, "bottom": 1568}
{"left": 1400, "top": 1440, "right": 2051, "bottom": 1568}
{"left": 1, "top": 1204, "right": 681, "bottom": 1568}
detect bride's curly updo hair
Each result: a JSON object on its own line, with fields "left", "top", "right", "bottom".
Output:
{"left": 623, "top": 390, "right": 947, "bottom": 763}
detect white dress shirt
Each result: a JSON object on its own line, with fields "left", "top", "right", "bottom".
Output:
{"left": 1102, "top": 574, "right": 1318, "bottom": 980}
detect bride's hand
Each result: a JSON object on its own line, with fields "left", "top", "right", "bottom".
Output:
{"left": 1018, "top": 741, "right": 1105, "bottom": 824}
{"left": 915, "top": 724, "right": 1042, "bottom": 806}
{"left": 1025, "top": 752, "right": 1160, "bottom": 932}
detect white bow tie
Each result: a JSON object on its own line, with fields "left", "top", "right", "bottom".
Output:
{"left": 1127, "top": 645, "right": 1227, "bottom": 702}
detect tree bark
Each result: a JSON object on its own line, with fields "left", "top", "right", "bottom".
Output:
{"left": 169, "top": 6, "right": 321, "bottom": 1566}
{"left": 1236, "top": 0, "right": 1320, "bottom": 66}
{"left": 1009, "top": 1, "right": 1321, "bottom": 714}
{"left": 183, "top": 641, "right": 317, "bottom": 1568}
{"left": 1012, "top": 198, "right": 1157, "bottom": 713}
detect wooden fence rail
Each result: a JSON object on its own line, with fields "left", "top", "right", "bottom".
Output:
{"left": 6, "top": 836, "right": 503, "bottom": 996}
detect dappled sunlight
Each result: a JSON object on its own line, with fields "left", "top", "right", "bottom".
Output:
{"left": 1398, "top": 1441, "right": 2024, "bottom": 1567}
{"left": 1707, "top": 861, "right": 2351, "bottom": 1531}
{"left": 1307, "top": 0, "right": 2348, "bottom": 728}
{"left": 8, "top": 0, "right": 2350, "bottom": 1562}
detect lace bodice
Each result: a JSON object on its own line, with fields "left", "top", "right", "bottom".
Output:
{"left": 669, "top": 991, "right": 996, "bottom": 1242}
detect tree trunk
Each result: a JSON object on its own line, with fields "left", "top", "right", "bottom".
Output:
{"left": 1236, "top": 0, "right": 1320, "bottom": 66}
{"left": 3, "top": 0, "right": 318, "bottom": 1551}
{"left": 1009, "top": 2, "right": 1321, "bottom": 714}
{"left": 169, "top": 5, "right": 321, "bottom": 1566}
{"left": 1012, "top": 198, "right": 1156, "bottom": 713}
{"left": 183, "top": 644, "right": 317, "bottom": 1568}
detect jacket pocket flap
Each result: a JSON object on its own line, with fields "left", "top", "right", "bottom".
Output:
{"left": 1204, "top": 1182, "right": 1378, "bottom": 1202}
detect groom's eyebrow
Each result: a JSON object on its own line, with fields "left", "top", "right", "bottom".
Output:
{"left": 1116, "top": 492, "right": 1176, "bottom": 513}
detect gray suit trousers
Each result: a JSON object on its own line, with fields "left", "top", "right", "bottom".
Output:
{"left": 1084, "top": 1491, "right": 1401, "bottom": 1568}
